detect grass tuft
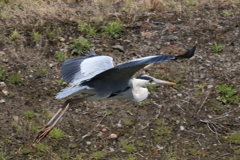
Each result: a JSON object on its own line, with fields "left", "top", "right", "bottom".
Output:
{"left": 227, "top": 132, "right": 240, "bottom": 144}
{"left": 217, "top": 84, "right": 240, "bottom": 104}
{"left": 71, "top": 38, "right": 93, "bottom": 55}
{"left": 210, "top": 42, "right": 224, "bottom": 54}
{"left": 102, "top": 21, "right": 123, "bottom": 38}
{"left": 120, "top": 139, "right": 137, "bottom": 153}
{"left": 0, "top": 63, "right": 5, "bottom": 80}
{"left": 23, "top": 110, "right": 36, "bottom": 119}
{"left": 90, "top": 151, "right": 108, "bottom": 160}
{"left": 48, "top": 128, "right": 66, "bottom": 140}
{"left": 78, "top": 22, "right": 97, "bottom": 37}
{"left": 9, "top": 29, "right": 21, "bottom": 41}
{"left": 55, "top": 51, "right": 67, "bottom": 63}
{"left": 8, "top": 72, "right": 22, "bottom": 84}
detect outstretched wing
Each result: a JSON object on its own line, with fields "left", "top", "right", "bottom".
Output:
{"left": 87, "top": 46, "right": 196, "bottom": 92}
{"left": 61, "top": 55, "right": 114, "bottom": 85}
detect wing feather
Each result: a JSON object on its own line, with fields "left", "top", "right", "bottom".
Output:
{"left": 61, "top": 55, "right": 114, "bottom": 84}
{"left": 89, "top": 46, "right": 196, "bottom": 82}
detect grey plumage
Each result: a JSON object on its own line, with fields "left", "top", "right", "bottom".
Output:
{"left": 56, "top": 46, "right": 196, "bottom": 101}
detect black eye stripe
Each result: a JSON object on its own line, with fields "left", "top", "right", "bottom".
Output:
{"left": 136, "top": 76, "right": 153, "bottom": 81}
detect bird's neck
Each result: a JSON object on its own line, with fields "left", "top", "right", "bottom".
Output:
{"left": 131, "top": 79, "right": 149, "bottom": 102}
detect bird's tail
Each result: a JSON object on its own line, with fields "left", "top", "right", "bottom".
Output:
{"left": 55, "top": 85, "right": 92, "bottom": 99}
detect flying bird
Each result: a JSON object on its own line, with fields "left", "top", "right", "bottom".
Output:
{"left": 33, "top": 46, "right": 196, "bottom": 142}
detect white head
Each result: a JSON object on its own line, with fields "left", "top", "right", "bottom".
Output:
{"left": 133, "top": 75, "right": 176, "bottom": 87}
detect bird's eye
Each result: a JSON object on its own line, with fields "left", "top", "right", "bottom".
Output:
{"left": 149, "top": 79, "right": 153, "bottom": 83}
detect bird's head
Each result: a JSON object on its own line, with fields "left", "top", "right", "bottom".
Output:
{"left": 134, "top": 75, "right": 176, "bottom": 87}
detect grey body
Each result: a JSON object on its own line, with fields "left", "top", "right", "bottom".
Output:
{"left": 56, "top": 47, "right": 196, "bottom": 102}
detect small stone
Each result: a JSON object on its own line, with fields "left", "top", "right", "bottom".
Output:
{"left": 109, "top": 147, "right": 115, "bottom": 152}
{"left": 155, "top": 44, "right": 161, "bottom": 50}
{"left": 2, "top": 59, "right": 8, "bottom": 63}
{"left": 168, "top": 35, "right": 178, "bottom": 41}
{"left": 180, "top": 126, "right": 185, "bottom": 131}
{"left": 0, "top": 99, "right": 6, "bottom": 103}
{"left": 86, "top": 141, "right": 91, "bottom": 145}
{"left": 141, "top": 32, "right": 158, "bottom": 37}
{"left": 2, "top": 89, "right": 9, "bottom": 96}
{"left": 60, "top": 37, "right": 65, "bottom": 42}
{"left": 0, "top": 82, "right": 6, "bottom": 87}
{"left": 112, "top": 45, "right": 124, "bottom": 52}
{"left": 193, "top": 79, "right": 199, "bottom": 82}
{"left": 97, "top": 132, "right": 103, "bottom": 137}
{"left": 0, "top": 51, "right": 6, "bottom": 55}
{"left": 49, "top": 63, "right": 55, "bottom": 68}
{"left": 199, "top": 66, "right": 205, "bottom": 70}
{"left": 165, "top": 42, "right": 170, "bottom": 45}
{"left": 208, "top": 115, "right": 213, "bottom": 119}
{"left": 177, "top": 93, "right": 182, "bottom": 97}
{"left": 102, "top": 128, "right": 107, "bottom": 132}
{"left": 200, "top": 73, "right": 205, "bottom": 79}
{"left": 156, "top": 145, "right": 164, "bottom": 150}
{"left": 187, "top": 37, "right": 192, "bottom": 41}
{"left": 231, "top": 69, "right": 236, "bottom": 72}
{"left": 108, "top": 133, "right": 118, "bottom": 139}
{"left": 207, "top": 85, "right": 213, "bottom": 89}
{"left": 13, "top": 116, "right": 19, "bottom": 122}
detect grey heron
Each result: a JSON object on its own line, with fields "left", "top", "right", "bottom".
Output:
{"left": 33, "top": 46, "right": 196, "bottom": 142}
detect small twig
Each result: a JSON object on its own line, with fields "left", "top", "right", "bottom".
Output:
{"left": 77, "top": 112, "right": 108, "bottom": 143}
{"left": 197, "top": 136, "right": 202, "bottom": 146}
{"left": 186, "top": 130, "right": 206, "bottom": 136}
{"left": 141, "top": 100, "right": 162, "bottom": 130}
{"left": 171, "top": 137, "right": 183, "bottom": 144}
{"left": 96, "top": 112, "right": 108, "bottom": 126}
{"left": 134, "top": 153, "right": 144, "bottom": 158}
{"left": 197, "top": 90, "right": 211, "bottom": 114}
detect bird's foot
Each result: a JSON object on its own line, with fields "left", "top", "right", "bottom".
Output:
{"left": 33, "top": 125, "right": 53, "bottom": 143}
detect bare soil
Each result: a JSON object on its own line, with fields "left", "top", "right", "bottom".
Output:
{"left": 0, "top": 1, "right": 240, "bottom": 159}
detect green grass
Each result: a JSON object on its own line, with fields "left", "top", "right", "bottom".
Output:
{"left": 44, "top": 26, "right": 61, "bottom": 42}
{"left": 23, "top": 110, "right": 36, "bottom": 119}
{"left": 8, "top": 72, "right": 22, "bottom": 84}
{"left": 220, "top": 10, "right": 234, "bottom": 17}
{"left": 9, "top": 29, "right": 21, "bottom": 41}
{"left": 155, "top": 126, "right": 172, "bottom": 136}
{"left": 35, "top": 66, "right": 48, "bottom": 78}
{"left": 78, "top": 22, "right": 97, "bottom": 37}
{"left": 48, "top": 128, "right": 66, "bottom": 140}
{"left": 6, "top": 91, "right": 14, "bottom": 98}
{"left": 55, "top": 51, "right": 67, "bottom": 63}
{"left": 0, "top": 152, "right": 7, "bottom": 160}
{"left": 31, "top": 31, "right": 41, "bottom": 42}
{"left": 0, "top": 63, "right": 5, "bottom": 80}
{"left": 123, "top": 119, "right": 134, "bottom": 126}
{"left": 210, "top": 42, "right": 224, "bottom": 54}
{"left": 184, "top": 0, "right": 198, "bottom": 6}
{"left": 217, "top": 84, "right": 240, "bottom": 104}
{"left": 56, "top": 78, "right": 67, "bottom": 86}
{"left": 188, "top": 148, "right": 199, "bottom": 156}
{"left": 71, "top": 38, "right": 93, "bottom": 55}
{"left": 35, "top": 143, "right": 51, "bottom": 156}
{"left": 226, "top": 132, "right": 240, "bottom": 144}
{"left": 102, "top": 21, "right": 123, "bottom": 38}
{"left": 120, "top": 139, "right": 137, "bottom": 153}
{"left": 90, "top": 151, "right": 108, "bottom": 160}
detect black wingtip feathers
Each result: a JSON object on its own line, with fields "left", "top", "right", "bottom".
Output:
{"left": 176, "top": 46, "right": 196, "bottom": 59}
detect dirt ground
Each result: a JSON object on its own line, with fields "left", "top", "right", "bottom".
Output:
{"left": 0, "top": 0, "right": 240, "bottom": 159}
